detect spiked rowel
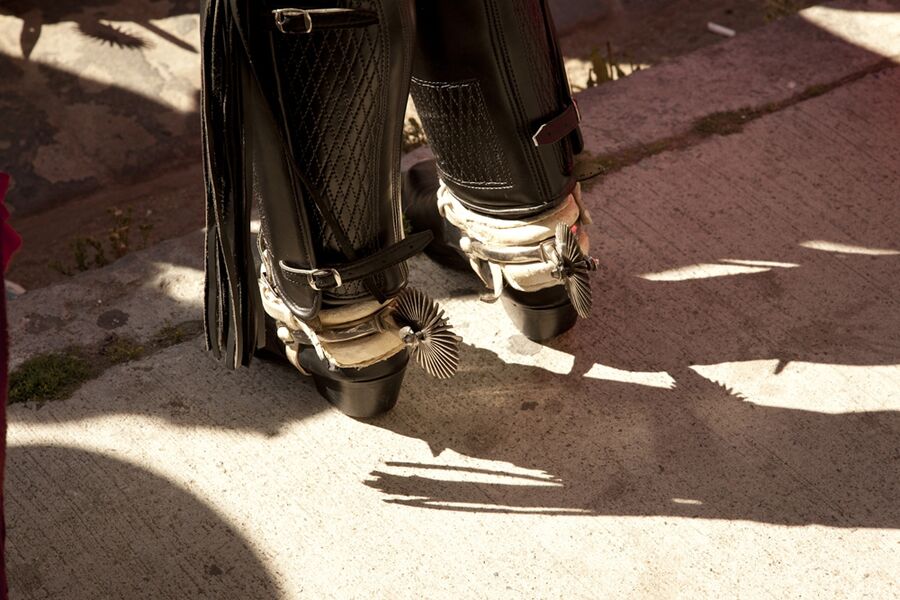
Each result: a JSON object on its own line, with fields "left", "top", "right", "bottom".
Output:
{"left": 552, "top": 223, "right": 597, "bottom": 319}
{"left": 393, "top": 287, "right": 461, "bottom": 379}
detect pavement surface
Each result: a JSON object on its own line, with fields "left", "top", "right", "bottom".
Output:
{"left": 5, "top": 1, "right": 900, "bottom": 598}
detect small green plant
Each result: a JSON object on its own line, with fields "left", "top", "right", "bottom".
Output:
{"left": 8, "top": 352, "right": 94, "bottom": 404}
{"left": 585, "top": 43, "right": 641, "bottom": 89}
{"left": 86, "top": 237, "right": 109, "bottom": 267}
{"left": 72, "top": 237, "right": 90, "bottom": 271}
{"left": 107, "top": 207, "right": 132, "bottom": 259}
{"left": 48, "top": 260, "right": 73, "bottom": 276}
{"left": 49, "top": 206, "right": 154, "bottom": 276}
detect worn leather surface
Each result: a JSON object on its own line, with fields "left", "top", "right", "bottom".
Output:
{"left": 411, "top": 0, "right": 580, "bottom": 218}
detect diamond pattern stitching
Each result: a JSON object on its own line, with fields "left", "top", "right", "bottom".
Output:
{"left": 271, "top": 1, "right": 386, "bottom": 297}
{"left": 411, "top": 77, "right": 513, "bottom": 189}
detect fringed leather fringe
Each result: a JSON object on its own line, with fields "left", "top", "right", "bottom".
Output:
{"left": 201, "top": 0, "right": 257, "bottom": 368}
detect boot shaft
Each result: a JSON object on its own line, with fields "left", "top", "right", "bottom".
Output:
{"left": 202, "top": 0, "right": 419, "bottom": 365}
{"left": 410, "top": 0, "right": 581, "bottom": 218}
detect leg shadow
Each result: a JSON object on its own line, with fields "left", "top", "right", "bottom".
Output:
{"left": 365, "top": 342, "right": 899, "bottom": 528}
{"left": 5, "top": 444, "right": 281, "bottom": 599}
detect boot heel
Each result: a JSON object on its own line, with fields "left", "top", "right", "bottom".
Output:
{"left": 300, "top": 347, "right": 409, "bottom": 418}
{"left": 501, "top": 286, "right": 577, "bottom": 342}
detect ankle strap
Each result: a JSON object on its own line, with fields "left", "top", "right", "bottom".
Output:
{"left": 278, "top": 231, "right": 433, "bottom": 291}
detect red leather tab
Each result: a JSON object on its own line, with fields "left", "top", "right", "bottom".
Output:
{"left": 532, "top": 101, "right": 581, "bottom": 147}
{"left": 1, "top": 173, "right": 21, "bottom": 273}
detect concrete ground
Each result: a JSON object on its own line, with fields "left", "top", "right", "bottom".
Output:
{"left": 4, "top": 1, "right": 900, "bottom": 598}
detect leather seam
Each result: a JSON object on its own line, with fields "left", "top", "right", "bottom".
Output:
{"left": 484, "top": 1, "right": 551, "bottom": 201}
{"left": 439, "top": 170, "right": 513, "bottom": 190}
{"left": 410, "top": 76, "right": 514, "bottom": 187}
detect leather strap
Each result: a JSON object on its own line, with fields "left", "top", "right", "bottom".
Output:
{"left": 532, "top": 100, "right": 581, "bottom": 147}
{"left": 279, "top": 230, "right": 434, "bottom": 291}
{"left": 273, "top": 8, "right": 378, "bottom": 34}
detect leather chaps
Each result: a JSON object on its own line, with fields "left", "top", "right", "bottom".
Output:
{"left": 200, "top": 0, "right": 592, "bottom": 404}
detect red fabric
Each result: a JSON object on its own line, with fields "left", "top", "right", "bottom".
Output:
{"left": 0, "top": 253, "right": 7, "bottom": 600}
{"left": 0, "top": 171, "right": 13, "bottom": 598}
{"left": 1, "top": 173, "right": 20, "bottom": 272}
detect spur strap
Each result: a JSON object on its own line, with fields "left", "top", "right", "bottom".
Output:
{"left": 279, "top": 230, "right": 433, "bottom": 291}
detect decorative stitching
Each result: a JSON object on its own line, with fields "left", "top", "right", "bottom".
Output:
{"left": 270, "top": 0, "right": 386, "bottom": 297}
{"left": 410, "top": 76, "right": 514, "bottom": 189}
{"left": 512, "top": 1, "right": 567, "bottom": 173}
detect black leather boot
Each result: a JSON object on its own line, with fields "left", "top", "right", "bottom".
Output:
{"left": 201, "top": 0, "right": 460, "bottom": 417}
{"left": 404, "top": 0, "right": 597, "bottom": 342}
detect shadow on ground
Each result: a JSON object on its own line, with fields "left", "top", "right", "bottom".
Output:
{"left": 362, "top": 66, "right": 900, "bottom": 524}
{"left": 5, "top": 444, "right": 280, "bottom": 598}
{"left": 365, "top": 341, "right": 899, "bottom": 526}
{"left": 0, "top": 0, "right": 201, "bottom": 216}
{"left": 10, "top": 202, "right": 899, "bottom": 528}
{"left": 1, "top": 0, "right": 198, "bottom": 58}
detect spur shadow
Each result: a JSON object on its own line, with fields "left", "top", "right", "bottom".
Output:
{"left": 366, "top": 338, "right": 899, "bottom": 527}
{"left": 5, "top": 444, "right": 280, "bottom": 599}
{"left": 365, "top": 65, "right": 900, "bottom": 527}
{"left": 1, "top": 0, "right": 198, "bottom": 58}
{"left": 558, "top": 245, "right": 900, "bottom": 377}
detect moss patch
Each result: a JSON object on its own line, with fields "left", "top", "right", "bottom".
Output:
{"left": 692, "top": 109, "right": 756, "bottom": 137}
{"left": 9, "top": 352, "right": 95, "bottom": 404}
{"left": 100, "top": 336, "right": 145, "bottom": 363}
{"left": 7, "top": 320, "right": 203, "bottom": 405}
{"left": 153, "top": 320, "right": 203, "bottom": 347}
{"left": 764, "top": 0, "right": 802, "bottom": 22}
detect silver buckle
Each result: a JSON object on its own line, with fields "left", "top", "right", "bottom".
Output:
{"left": 273, "top": 9, "right": 313, "bottom": 34}
{"left": 307, "top": 268, "right": 341, "bottom": 291}
{"left": 278, "top": 261, "right": 343, "bottom": 290}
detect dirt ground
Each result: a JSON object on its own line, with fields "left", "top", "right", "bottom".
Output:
{"left": 6, "top": 0, "right": 811, "bottom": 291}
{"left": 563, "top": 0, "right": 816, "bottom": 76}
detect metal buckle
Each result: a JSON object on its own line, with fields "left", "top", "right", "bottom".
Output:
{"left": 307, "top": 268, "right": 342, "bottom": 291}
{"left": 273, "top": 9, "right": 313, "bottom": 34}
{"left": 278, "top": 261, "right": 343, "bottom": 290}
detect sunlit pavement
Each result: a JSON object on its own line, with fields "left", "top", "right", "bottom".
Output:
{"left": 4, "top": 1, "right": 900, "bottom": 598}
